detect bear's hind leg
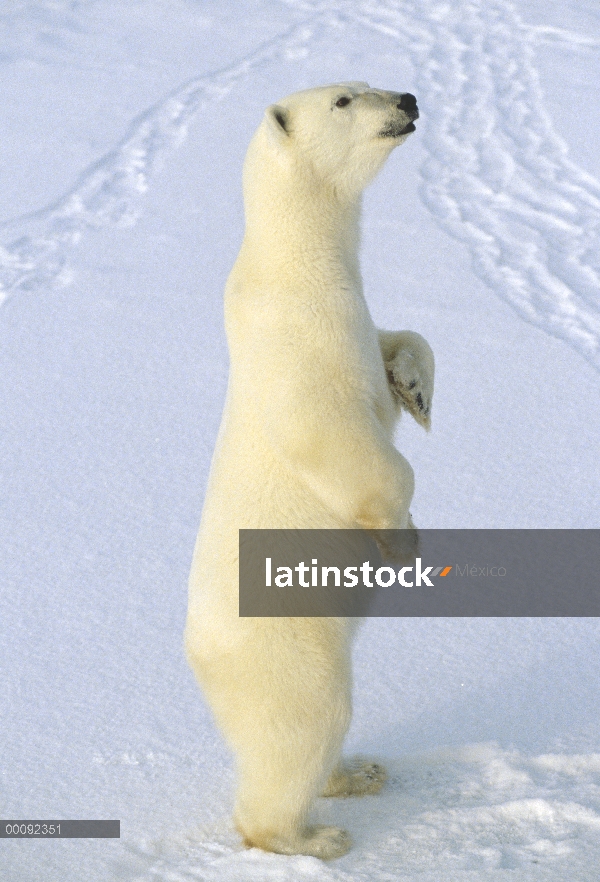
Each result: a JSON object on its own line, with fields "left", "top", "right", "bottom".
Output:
{"left": 225, "top": 647, "right": 353, "bottom": 860}
{"left": 233, "top": 704, "right": 352, "bottom": 859}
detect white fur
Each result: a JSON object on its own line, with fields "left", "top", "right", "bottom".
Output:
{"left": 185, "top": 83, "right": 434, "bottom": 859}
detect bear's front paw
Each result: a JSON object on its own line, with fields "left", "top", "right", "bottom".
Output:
{"left": 386, "top": 348, "right": 433, "bottom": 430}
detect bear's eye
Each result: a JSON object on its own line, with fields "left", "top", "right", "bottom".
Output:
{"left": 335, "top": 96, "right": 351, "bottom": 108}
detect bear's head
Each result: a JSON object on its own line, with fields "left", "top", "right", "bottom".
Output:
{"left": 247, "top": 83, "right": 418, "bottom": 202}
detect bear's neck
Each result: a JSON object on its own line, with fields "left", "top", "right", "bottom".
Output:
{"left": 241, "top": 176, "right": 362, "bottom": 285}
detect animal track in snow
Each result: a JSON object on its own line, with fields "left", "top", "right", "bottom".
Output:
{"left": 356, "top": 0, "right": 600, "bottom": 370}
{"left": 2, "top": 0, "right": 600, "bottom": 373}
{"left": 0, "top": 17, "right": 321, "bottom": 306}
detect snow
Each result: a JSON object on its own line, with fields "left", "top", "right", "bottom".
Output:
{"left": 1, "top": 1, "right": 600, "bottom": 880}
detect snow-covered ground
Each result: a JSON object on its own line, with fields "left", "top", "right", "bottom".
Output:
{"left": 1, "top": 1, "right": 600, "bottom": 880}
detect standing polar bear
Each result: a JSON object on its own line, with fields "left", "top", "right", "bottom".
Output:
{"left": 185, "top": 83, "right": 434, "bottom": 859}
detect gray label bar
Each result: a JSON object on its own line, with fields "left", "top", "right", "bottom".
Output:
{"left": 239, "top": 529, "right": 600, "bottom": 616}
{"left": 0, "top": 821, "right": 120, "bottom": 838}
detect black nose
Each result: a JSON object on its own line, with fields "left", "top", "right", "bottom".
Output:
{"left": 397, "top": 93, "right": 417, "bottom": 113}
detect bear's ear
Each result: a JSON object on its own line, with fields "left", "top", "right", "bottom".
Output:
{"left": 264, "top": 104, "right": 291, "bottom": 143}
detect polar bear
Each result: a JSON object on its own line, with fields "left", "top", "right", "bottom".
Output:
{"left": 185, "top": 83, "right": 434, "bottom": 859}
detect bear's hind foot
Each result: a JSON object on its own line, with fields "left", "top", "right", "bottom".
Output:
{"left": 322, "top": 757, "right": 387, "bottom": 797}
{"left": 243, "top": 825, "right": 351, "bottom": 860}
